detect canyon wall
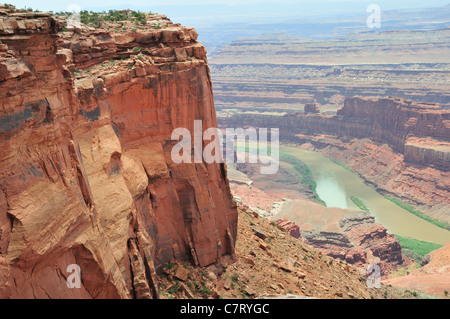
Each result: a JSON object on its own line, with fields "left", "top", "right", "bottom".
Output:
{"left": 0, "top": 9, "right": 237, "bottom": 298}
{"left": 220, "top": 97, "right": 450, "bottom": 221}
{"left": 302, "top": 211, "right": 406, "bottom": 277}
{"left": 222, "top": 97, "right": 450, "bottom": 170}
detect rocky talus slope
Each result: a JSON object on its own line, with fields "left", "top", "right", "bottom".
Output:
{"left": 0, "top": 8, "right": 237, "bottom": 298}
{"left": 226, "top": 164, "right": 409, "bottom": 279}
{"left": 157, "top": 205, "right": 443, "bottom": 299}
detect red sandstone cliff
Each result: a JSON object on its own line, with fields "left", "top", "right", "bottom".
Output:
{"left": 0, "top": 8, "right": 237, "bottom": 298}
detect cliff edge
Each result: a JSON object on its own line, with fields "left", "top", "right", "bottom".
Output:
{"left": 0, "top": 7, "right": 237, "bottom": 298}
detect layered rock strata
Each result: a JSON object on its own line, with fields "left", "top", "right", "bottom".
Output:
{"left": 301, "top": 212, "right": 405, "bottom": 277}
{"left": 222, "top": 97, "right": 450, "bottom": 170}
{"left": 0, "top": 8, "right": 237, "bottom": 299}
{"left": 275, "top": 218, "right": 301, "bottom": 239}
{"left": 219, "top": 97, "right": 450, "bottom": 221}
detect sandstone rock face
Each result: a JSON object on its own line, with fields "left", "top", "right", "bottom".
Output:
{"left": 275, "top": 218, "right": 301, "bottom": 239}
{"left": 0, "top": 10, "right": 237, "bottom": 299}
{"left": 338, "top": 97, "right": 449, "bottom": 142}
{"left": 301, "top": 212, "right": 406, "bottom": 277}
{"left": 210, "top": 29, "right": 450, "bottom": 113}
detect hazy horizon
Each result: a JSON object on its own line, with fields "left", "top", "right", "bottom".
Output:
{"left": 5, "top": 1, "right": 450, "bottom": 18}
{"left": 5, "top": 0, "right": 450, "bottom": 55}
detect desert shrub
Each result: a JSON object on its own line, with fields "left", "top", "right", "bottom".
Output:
{"left": 395, "top": 234, "right": 443, "bottom": 257}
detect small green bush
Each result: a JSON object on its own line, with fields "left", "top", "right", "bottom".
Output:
{"left": 200, "top": 286, "right": 210, "bottom": 295}
{"left": 166, "top": 262, "right": 175, "bottom": 270}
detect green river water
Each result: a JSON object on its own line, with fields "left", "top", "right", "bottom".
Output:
{"left": 280, "top": 146, "right": 450, "bottom": 245}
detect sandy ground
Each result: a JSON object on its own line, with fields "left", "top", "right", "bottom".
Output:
{"left": 384, "top": 243, "right": 450, "bottom": 296}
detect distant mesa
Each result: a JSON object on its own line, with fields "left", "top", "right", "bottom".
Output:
{"left": 304, "top": 103, "right": 320, "bottom": 114}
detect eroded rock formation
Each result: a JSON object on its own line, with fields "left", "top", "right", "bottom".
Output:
{"left": 0, "top": 8, "right": 237, "bottom": 298}
{"left": 301, "top": 212, "right": 406, "bottom": 277}
{"left": 210, "top": 29, "right": 450, "bottom": 112}
{"left": 304, "top": 103, "right": 320, "bottom": 114}
{"left": 222, "top": 97, "right": 450, "bottom": 170}
{"left": 275, "top": 218, "right": 301, "bottom": 239}
{"left": 220, "top": 96, "right": 450, "bottom": 221}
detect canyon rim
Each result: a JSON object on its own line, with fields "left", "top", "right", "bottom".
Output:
{"left": 1, "top": 2, "right": 449, "bottom": 301}
{"left": 0, "top": 6, "right": 238, "bottom": 299}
